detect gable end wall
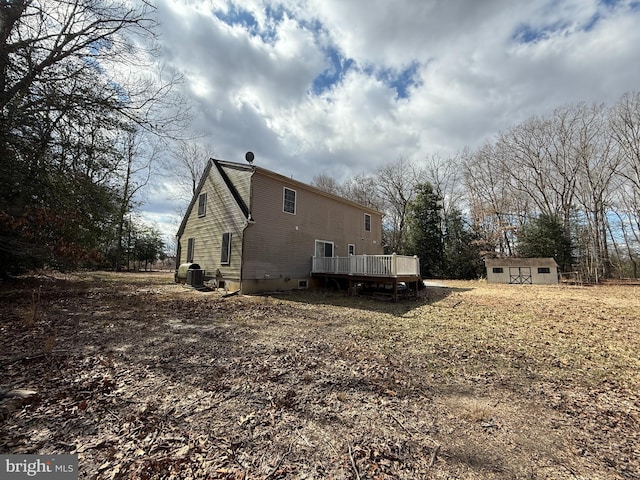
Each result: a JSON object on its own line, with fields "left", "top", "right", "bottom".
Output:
{"left": 177, "top": 168, "right": 247, "bottom": 283}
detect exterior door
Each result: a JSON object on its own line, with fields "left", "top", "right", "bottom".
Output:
{"left": 315, "top": 240, "right": 334, "bottom": 258}
{"left": 509, "top": 267, "right": 532, "bottom": 284}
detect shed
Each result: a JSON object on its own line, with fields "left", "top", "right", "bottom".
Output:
{"left": 484, "top": 257, "right": 559, "bottom": 285}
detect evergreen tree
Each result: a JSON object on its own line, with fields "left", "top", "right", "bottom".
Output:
{"left": 443, "top": 209, "right": 484, "bottom": 279}
{"left": 406, "top": 183, "right": 443, "bottom": 277}
{"left": 518, "top": 213, "right": 574, "bottom": 271}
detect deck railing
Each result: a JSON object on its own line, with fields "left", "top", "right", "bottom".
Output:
{"left": 312, "top": 254, "right": 420, "bottom": 277}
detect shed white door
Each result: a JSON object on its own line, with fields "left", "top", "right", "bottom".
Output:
{"left": 509, "top": 267, "right": 532, "bottom": 284}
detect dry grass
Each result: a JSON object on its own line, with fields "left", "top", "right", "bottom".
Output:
{"left": 1, "top": 272, "right": 638, "bottom": 479}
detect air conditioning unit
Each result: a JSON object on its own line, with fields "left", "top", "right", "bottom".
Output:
{"left": 187, "top": 269, "right": 204, "bottom": 287}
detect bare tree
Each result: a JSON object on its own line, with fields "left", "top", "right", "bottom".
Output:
{"left": 463, "top": 142, "right": 526, "bottom": 257}
{"left": 112, "top": 128, "right": 161, "bottom": 270}
{"left": 0, "top": 0, "right": 187, "bottom": 273}
{"left": 495, "top": 105, "right": 587, "bottom": 226}
{"left": 375, "top": 158, "right": 424, "bottom": 254}
{"left": 610, "top": 92, "right": 640, "bottom": 277}
{"left": 171, "top": 140, "right": 214, "bottom": 200}
{"left": 311, "top": 174, "right": 343, "bottom": 196}
{"left": 423, "top": 152, "right": 466, "bottom": 220}
{"left": 341, "top": 173, "right": 384, "bottom": 211}
{"left": 572, "top": 103, "right": 622, "bottom": 281}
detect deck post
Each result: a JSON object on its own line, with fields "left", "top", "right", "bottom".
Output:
{"left": 392, "top": 253, "right": 397, "bottom": 277}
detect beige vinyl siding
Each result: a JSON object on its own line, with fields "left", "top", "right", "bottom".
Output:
{"left": 178, "top": 169, "right": 247, "bottom": 281}
{"left": 242, "top": 171, "right": 383, "bottom": 280}
{"left": 485, "top": 258, "right": 559, "bottom": 285}
{"left": 220, "top": 163, "right": 252, "bottom": 207}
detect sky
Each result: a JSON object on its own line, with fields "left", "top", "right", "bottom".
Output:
{"left": 140, "top": 0, "right": 640, "bottom": 246}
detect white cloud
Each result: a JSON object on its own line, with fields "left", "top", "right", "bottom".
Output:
{"left": 141, "top": 0, "right": 640, "bottom": 241}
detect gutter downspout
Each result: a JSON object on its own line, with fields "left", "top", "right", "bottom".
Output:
{"left": 240, "top": 166, "right": 257, "bottom": 293}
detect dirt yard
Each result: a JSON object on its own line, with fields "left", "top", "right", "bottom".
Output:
{"left": 1, "top": 272, "right": 639, "bottom": 479}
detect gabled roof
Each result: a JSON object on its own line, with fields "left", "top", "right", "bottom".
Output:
{"left": 176, "top": 158, "right": 252, "bottom": 238}
{"left": 176, "top": 157, "right": 384, "bottom": 238}
{"left": 213, "top": 160, "right": 250, "bottom": 218}
{"left": 484, "top": 257, "right": 559, "bottom": 268}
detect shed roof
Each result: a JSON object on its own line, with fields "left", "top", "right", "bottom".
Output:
{"left": 484, "top": 257, "right": 559, "bottom": 268}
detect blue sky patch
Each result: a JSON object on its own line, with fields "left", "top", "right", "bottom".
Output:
{"left": 512, "top": 20, "right": 569, "bottom": 44}
{"left": 214, "top": 5, "right": 258, "bottom": 30}
{"left": 214, "top": 4, "right": 302, "bottom": 44}
{"left": 312, "top": 46, "right": 355, "bottom": 95}
{"left": 378, "top": 62, "right": 422, "bottom": 100}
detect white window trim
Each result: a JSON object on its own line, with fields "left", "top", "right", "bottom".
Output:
{"left": 187, "top": 238, "right": 195, "bottom": 263}
{"left": 314, "top": 239, "right": 334, "bottom": 257}
{"left": 283, "top": 187, "right": 296, "bottom": 215}
{"left": 364, "top": 213, "right": 371, "bottom": 232}
{"left": 198, "top": 192, "right": 207, "bottom": 217}
{"left": 220, "top": 232, "right": 232, "bottom": 265}
{"left": 348, "top": 244, "right": 355, "bottom": 256}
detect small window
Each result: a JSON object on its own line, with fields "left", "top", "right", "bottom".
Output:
{"left": 198, "top": 192, "right": 207, "bottom": 217}
{"left": 492, "top": 267, "right": 503, "bottom": 273}
{"left": 220, "top": 233, "right": 232, "bottom": 265}
{"left": 364, "top": 213, "right": 371, "bottom": 232}
{"left": 538, "top": 267, "right": 551, "bottom": 274}
{"left": 283, "top": 187, "right": 296, "bottom": 214}
{"left": 187, "top": 238, "right": 195, "bottom": 263}
{"left": 348, "top": 244, "right": 355, "bottom": 256}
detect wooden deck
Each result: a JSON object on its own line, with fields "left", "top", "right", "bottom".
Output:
{"left": 311, "top": 254, "right": 422, "bottom": 301}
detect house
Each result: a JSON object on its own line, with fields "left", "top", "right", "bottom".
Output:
{"left": 175, "top": 157, "right": 386, "bottom": 294}
{"left": 484, "top": 257, "right": 559, "bottom": 285}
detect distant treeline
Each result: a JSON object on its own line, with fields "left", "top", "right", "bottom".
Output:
{"left": 313, "top": 94, "right": 640, "bottom": 281}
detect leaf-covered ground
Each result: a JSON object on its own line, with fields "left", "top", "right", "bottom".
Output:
{"left": 1, "top": 272, "right": 639, "bottom": 479}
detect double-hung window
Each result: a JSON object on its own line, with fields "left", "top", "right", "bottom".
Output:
{"left": 221, "top": 233, "right": 232, "bottom": 265}
{"left": 364, "top": 213, "right": 371, "bottom": 232}
{"left": 283, "top": 187, "right": 296, "bottom": 214}
{"left": 187, "top": 238, "right": 195, "bottom": 262}
{"left": 198, "top": 193, "right": 207, "bottom": 217}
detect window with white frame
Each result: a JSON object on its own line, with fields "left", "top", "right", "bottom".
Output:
{"left": 187, "top": 238, "right": 195, "bottom": 262}
{"left": 348, "top": 244, "right": 355, "bottom": 256}
{"left": 364, "top": 213, "right": 371, "bottom": 232}
{"left": 315, "top": 240, "right": 334, "bottom": 258}
{"left": 220, "top": 233, "right": 232, "bottom": 265}
{"left": 198, "top": 192, "right": 207, "bottom": 217}
{"left": 283, "top": 187, "right": 296, "bottom": 214}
